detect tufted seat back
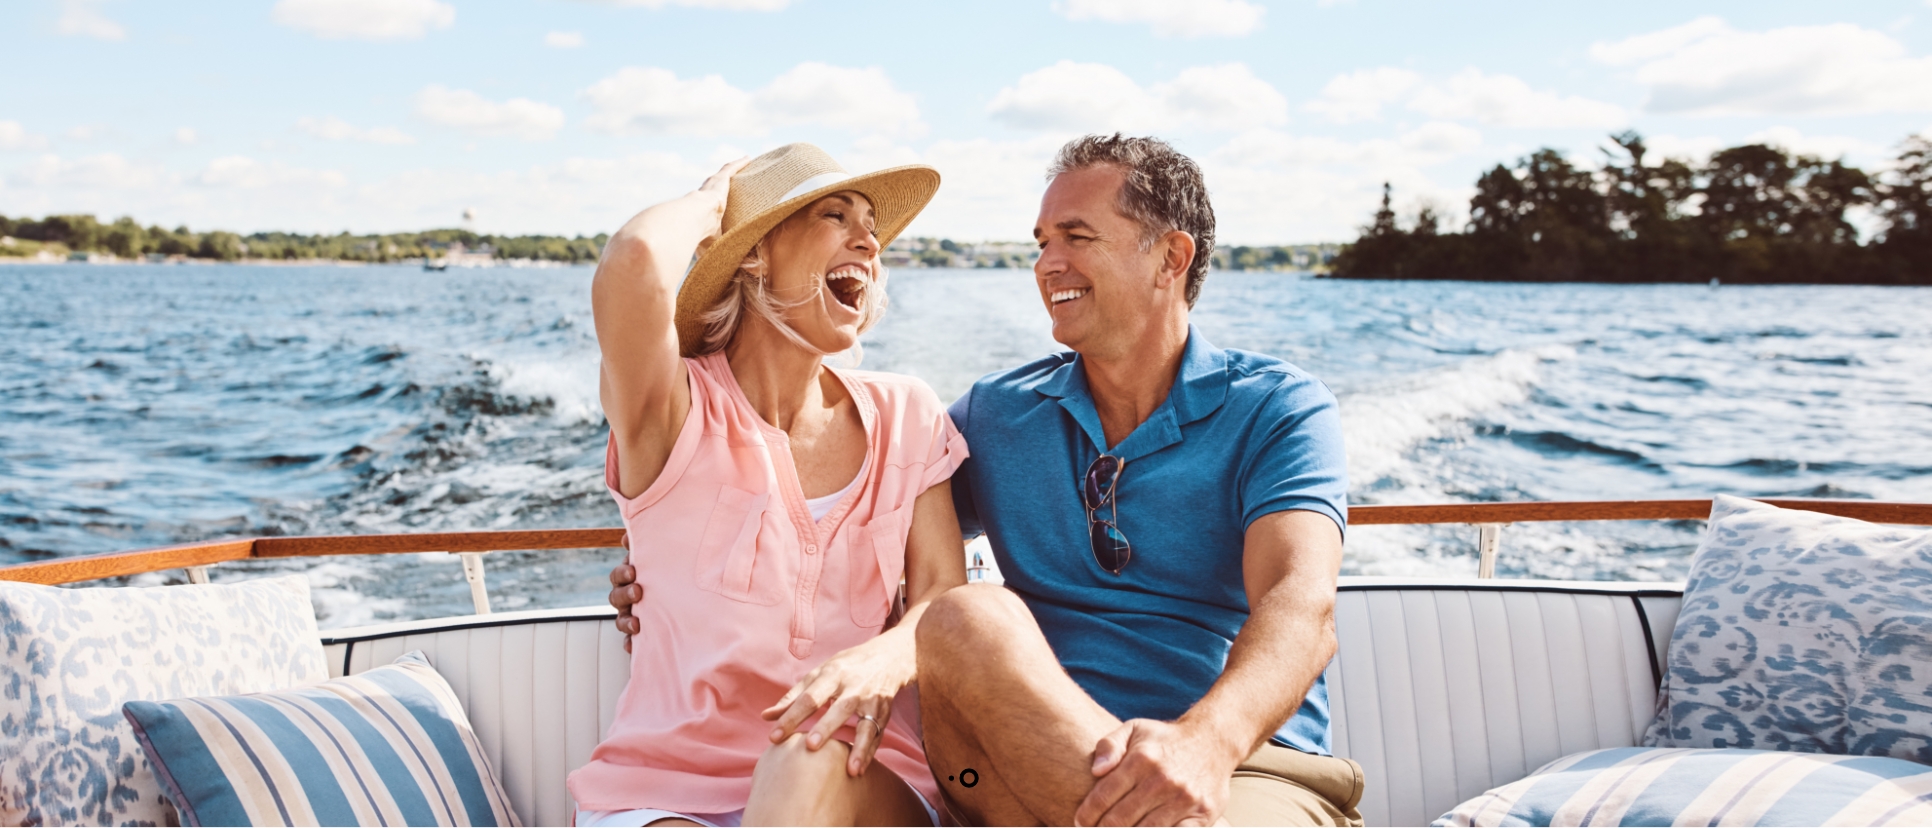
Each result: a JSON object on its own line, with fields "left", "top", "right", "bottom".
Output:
{"left": 321, "top": 580, "right": 1683, "bottom": 827}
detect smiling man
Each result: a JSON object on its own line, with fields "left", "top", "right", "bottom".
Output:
{"left": 915, "top": 134, "right": 1360, "bottom": 827}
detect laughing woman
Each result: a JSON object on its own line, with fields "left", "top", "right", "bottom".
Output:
{"left": 565, "top": 145, "right": 967, "bottom": 827}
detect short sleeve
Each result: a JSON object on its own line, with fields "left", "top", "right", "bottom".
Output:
{"left": 947, "top": 389, "right": 985, "bottom": 540}
{"left": 902, "top": 380, "right": 968, "bottom": 492}
{"left": 923, "top": 408, "right": 970, "bottom": 490}
{"left": 1238, "top": 376, "right": 1348, "bottom": 536}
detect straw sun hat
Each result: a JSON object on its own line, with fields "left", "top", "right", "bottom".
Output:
{"left": 674, "top": 143, "right": 940, "bottom": 356}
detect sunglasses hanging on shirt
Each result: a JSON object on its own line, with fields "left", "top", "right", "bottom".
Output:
{"left": 1082, "top": 454, "right": 1132, "bottom": 575}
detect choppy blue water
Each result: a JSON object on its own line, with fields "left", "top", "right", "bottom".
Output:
{"left": 3, "top": 263, "right": 1928, "bottom": 626}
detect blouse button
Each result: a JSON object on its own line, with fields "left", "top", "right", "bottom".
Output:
{"left": 806, "top": 544, "right": 818, "bottom": 555}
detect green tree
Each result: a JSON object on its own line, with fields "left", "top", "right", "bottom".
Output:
{"left": 101, "top": 216, "right": 147, "bottom": 258}
{"left": 197, "top": 231, "right": 244, "bottom": 261}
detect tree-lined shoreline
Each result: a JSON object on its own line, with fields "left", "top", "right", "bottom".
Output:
{"left": 0, "top": 215, "right": 1338, "bottom": 273}
{"left": 0, "top": 215, "right": 609, "bottom": 265}
{"left": 1331, "top": 132, "right": 1932, "bottom": 285}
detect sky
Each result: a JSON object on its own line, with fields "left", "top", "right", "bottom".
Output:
{"left": 4, "top": 0, "right": 1932, "bottom": 244}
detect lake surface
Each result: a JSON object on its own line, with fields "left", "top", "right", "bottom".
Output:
{"left": 4, "top": 263, "right": 1928, "bottom": 626}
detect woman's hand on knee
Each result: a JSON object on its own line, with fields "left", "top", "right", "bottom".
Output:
{"left": 760, "top": 636, "right": 913, "bottom": 777}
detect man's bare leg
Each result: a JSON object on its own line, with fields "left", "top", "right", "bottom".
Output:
{"left": 916, "top": 584, "right": 1124, "bottom": 825}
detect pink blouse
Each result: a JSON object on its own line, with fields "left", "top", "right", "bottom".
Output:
{"left": 567, "top": 352, "right": 967, "bottom": 814}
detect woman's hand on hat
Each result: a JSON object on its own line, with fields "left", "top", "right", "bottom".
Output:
{"left": 697, "top": 157, "right": 751, "bottom": 205}
{"left": 689, "top": 156, "right": 750, "bottom": 244}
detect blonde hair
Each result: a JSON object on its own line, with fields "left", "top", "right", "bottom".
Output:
{"left": 694, "top": 233, "right": 890, "bottom": 361}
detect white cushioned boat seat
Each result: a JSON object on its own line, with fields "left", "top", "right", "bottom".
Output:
{"left": 318, "top": 581, "right": 1684, "bottom": 828}
{"left": 1329, "top": 578, "right": 1682, "bottom": 827}
{"left": 322, "top": 607, "right": 629, "bottom": 828}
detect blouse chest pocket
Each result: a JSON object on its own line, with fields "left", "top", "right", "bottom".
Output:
{"left": 694, "top": 483, "right": 782, "bottom": 606}
{"left": 848, "top": 507, "right": 911, "bottom": 628}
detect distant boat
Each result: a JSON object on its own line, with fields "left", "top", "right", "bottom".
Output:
{"left": 424, "top": 258, "right": 449, "bottom": 271}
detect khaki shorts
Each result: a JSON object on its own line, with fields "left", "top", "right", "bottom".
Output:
{"left": 1223, "top": 744, "right": 1365, "bottom": 827}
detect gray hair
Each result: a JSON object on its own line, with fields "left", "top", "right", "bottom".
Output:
{"left": 694, "top": 235, "right": 889, "bottom": 361}
{"left": 1047, "top": 133, "right": 1217, "bottom": 307}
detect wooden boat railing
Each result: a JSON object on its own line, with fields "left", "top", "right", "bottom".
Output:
{"left": 5, "top": 499, "right": 1930, "bottom": 613}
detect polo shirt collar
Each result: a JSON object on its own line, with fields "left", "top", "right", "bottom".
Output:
{"left": 1035, "top": 325, "right": 1230, "bottom": 458}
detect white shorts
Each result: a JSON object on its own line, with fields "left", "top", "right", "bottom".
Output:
{"left": 576, "top": 787, "right": 938, "bottom": 827}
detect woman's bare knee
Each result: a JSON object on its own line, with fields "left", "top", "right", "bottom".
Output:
{"left": 744, "top": 734, "right": 857, "bottom": 825}
{"left": 751, "top": 732, "right": 850, "bottom": 790}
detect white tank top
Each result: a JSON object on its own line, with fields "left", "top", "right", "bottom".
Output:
{"left": 805, "top": 456, "right": 867, "bottom": 522}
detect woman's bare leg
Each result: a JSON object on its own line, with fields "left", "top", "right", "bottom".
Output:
{"left": 741, "top": 733, "right": 932, "bottom": 826}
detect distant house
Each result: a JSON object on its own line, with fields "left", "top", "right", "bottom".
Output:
{"left": 430, "top": 241, "right": 497, "bottom": 269}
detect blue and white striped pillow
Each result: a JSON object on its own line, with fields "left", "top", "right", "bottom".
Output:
{"left": 123, "top": 651, "right": 521, "bottom": 827}
{"left": 1434, "top": 747, "right": 1932, "bottom": 826}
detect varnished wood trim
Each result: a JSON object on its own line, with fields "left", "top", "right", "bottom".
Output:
{"left": 6, "top": 500, "right": 1929, "bottom": 587}
{"left": 1349, "top": 499, "right": 1932, "bottom": 525}
{"left": 0, "top": 539, "right": 256, "bottom": 585}
{"left": 252, "top": 529, "right": 626, "bottom": 558}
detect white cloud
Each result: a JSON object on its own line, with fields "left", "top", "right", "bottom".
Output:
{"left": 1214, "top": 122, "right": 1482, "bottom": 170}
{"left": 272, "top": 0, "right": 455, "bottom": 41}
{"left": 987, "top": 61, "right": 1287, "bottom": 132}
{"left": 349, "top": 152, "right": 713, "bottom": 233}
{"left": 173, "top": 127, "right": 198, "bottom": 145}
{"left": 1307, "top": 67, "right": 1623, "bottom": 128}
{"left": 1305, "top": 68, "right": 1421, "bottom": 124}
{"left": 0, "top": 121, "right": 49, "bottom": 151}
{"left": 907, "top": 137, "right": 1068, "bottom": 240}
{"left": 544, "top": 31, "right": 584, "bottom": 48}
{"left": 987, "top": 62, "right": 1148, "bottom": 132}
{"left": 1631, "top": 129, "right": 1887, "bottom": 171}
{"left": 8, "top": 153, "right": 161, "bottom": 190}
{"left": 582, "top": 68, "right": 758, "bottom": 136}
{"left": 57, "top": 0, "right": 126, "bottom": 40}
{"left": 1156, "top": 65, "right": 1292, "bottom": 130}
{"left": 196, "top": 156, "right": 347, "bottom": 190}
{"left": 65, "top": 126, "right": 97, "bottom": 141}
{"left": 581, "top": 63, "right": 922, "bottom": 137}
{"left": 1054, "top": 0, "right": 1264, "bottom": 38}
{"left": 580, "top": 0, "right": 790, "bottom": 9}
{"left": 1407, "top": 69, "right": 1627, "bottom": 128}
{"left": 1742, "top": 127, "right": 1887, "bottom": 163}
{"left": 1591, "top": 16, "right": 1932, "bottom": 116}
{"left": 0, "top": 148, "right": 705, "bottom": 234}
{"left": 415, "top": 86, "right": 565, "bottom": 141}
{"left": 1205, "top": 123, "right": 1485, "bottom": 242}
{"left": 1640, "top": 133, "right": 1727, "bottom": 163}
{"left": 756, "top": 63, "right": 924, "bottom": 136}
{"left": 298, "top": 116, "right": 416, "bottom": 145}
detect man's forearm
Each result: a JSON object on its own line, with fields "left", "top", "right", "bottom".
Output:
{"left": 1177, "top": 580, "right": 1337, "bottom": 760}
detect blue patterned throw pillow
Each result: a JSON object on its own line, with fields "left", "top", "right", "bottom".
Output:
{"left": 1435, "top": 746, "right": 1932, "bottom": 826}
{"left": 1644, "top": 495, "right": 1932, "bottom": 762}
{"left": 0, "top": 575, "right": 327, "bottom": 827}
{"left": 123, "top": 651, "right": 521, "bottom": 827}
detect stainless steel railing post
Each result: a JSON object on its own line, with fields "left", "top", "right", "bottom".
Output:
{"left": 456, "top": 552, "right": 491, "bottom": 614}
{"left": 1476, "top": 523, "right": 1504, "bottom": 579}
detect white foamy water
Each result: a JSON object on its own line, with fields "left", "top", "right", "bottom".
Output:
{"left": 4, "top": 265, "right": 1929, "bottom": 625}
{"left": 1339, "top": 345, "right": 1573, "bottom": 486}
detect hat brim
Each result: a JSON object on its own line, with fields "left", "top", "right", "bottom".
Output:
{"left": 674, "top": 164, "right": 941, "bottom": 357}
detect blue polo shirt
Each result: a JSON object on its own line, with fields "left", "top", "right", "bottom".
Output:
{"left": 948, "top": 325, "right": 1347, "bottom": 754}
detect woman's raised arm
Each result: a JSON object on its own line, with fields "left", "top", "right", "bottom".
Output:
{"left": 595, "top": 158, "right": 749, "bottom": 499}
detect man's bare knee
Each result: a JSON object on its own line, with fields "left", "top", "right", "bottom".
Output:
{"left": 918, "top": 583, "right": 1032, "bottom": 662}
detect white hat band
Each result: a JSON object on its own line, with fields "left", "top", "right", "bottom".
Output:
{"left": 780, "top": 171, "right": 853, "bottom": 202}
